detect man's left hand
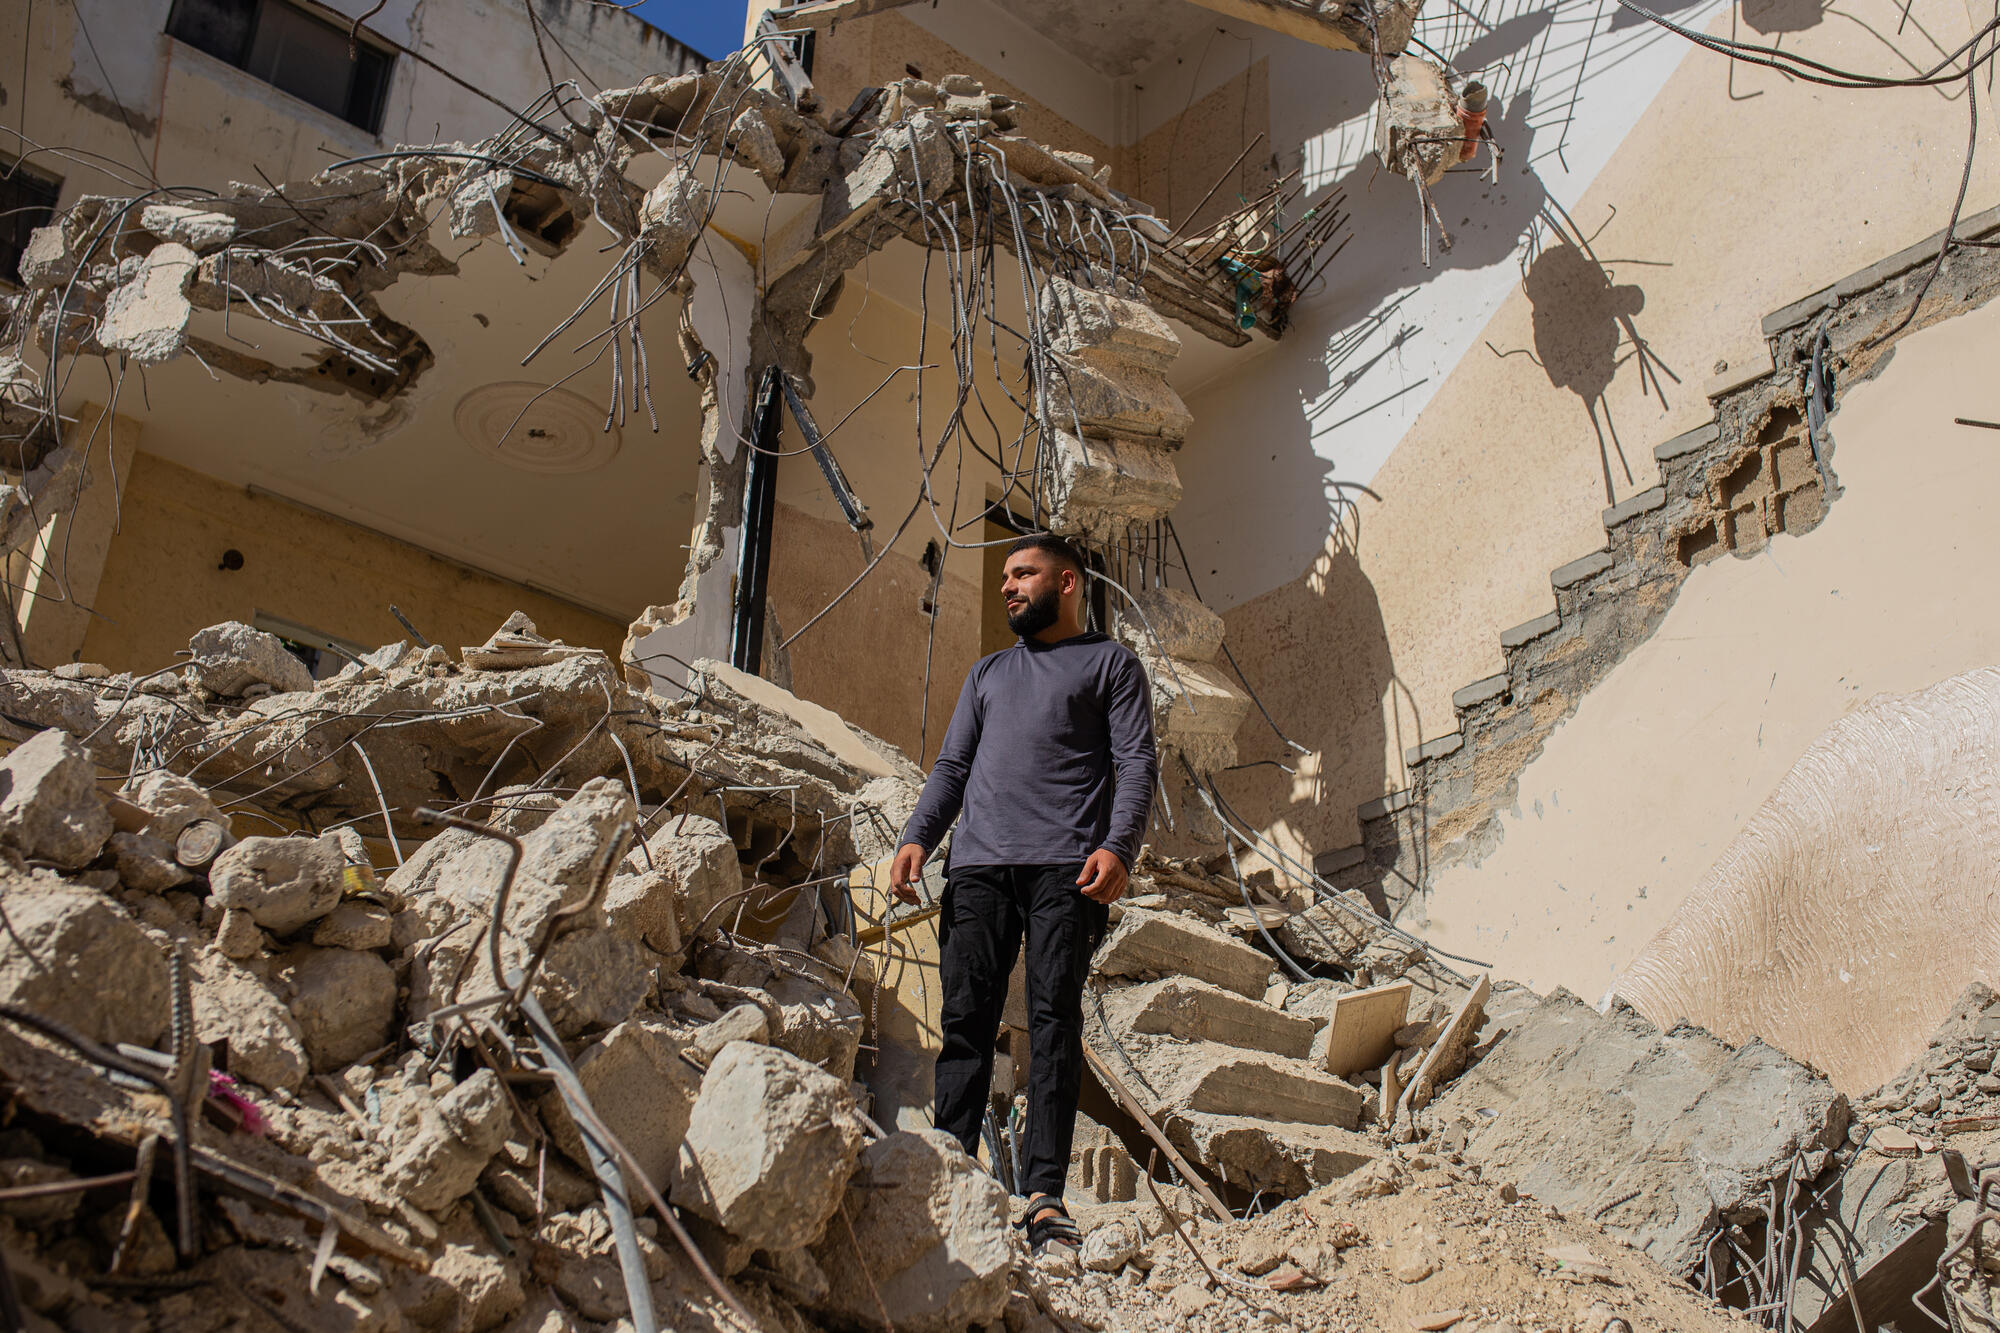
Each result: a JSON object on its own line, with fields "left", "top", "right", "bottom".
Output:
{"left": 1076, "top": 850, "right": 1129, "bottom": 905}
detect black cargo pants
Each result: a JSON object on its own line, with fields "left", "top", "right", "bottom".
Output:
{"left": 932, "top": 863, "right": 1108, "bottom": 1199}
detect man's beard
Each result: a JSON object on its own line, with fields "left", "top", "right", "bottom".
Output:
{"left": 1006, "top": 588, "right": 1060, "bottom": 637}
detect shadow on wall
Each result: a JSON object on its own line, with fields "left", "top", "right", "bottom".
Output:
{"left": 1490, "top": 204, "right": 1681, "bottom": 503}
{"left": 1213, "top": 512, "right": 1401, "bottom": 880}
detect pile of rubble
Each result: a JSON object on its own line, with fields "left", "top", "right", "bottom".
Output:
{"left": 0, "top": 611, "right": 1986, "bottom": 1332}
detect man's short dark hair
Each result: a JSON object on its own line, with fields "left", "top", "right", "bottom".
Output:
{"left": 1007, "top": 532, "right": 1087, "bottom": 578}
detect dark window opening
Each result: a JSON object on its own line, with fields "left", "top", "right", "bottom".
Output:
{"left": 166, "top": 0, "right": 394, "bottom": 134}
{"left": 0, "top": 158, "right": 62, "bottom": 289}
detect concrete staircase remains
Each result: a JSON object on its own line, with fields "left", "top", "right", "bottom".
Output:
{"left": 1322, "top": 206, "right": 2000, "bottom": 913}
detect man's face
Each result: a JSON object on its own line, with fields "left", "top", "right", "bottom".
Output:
{"left": 1003, "top": 549, "right": 1073, "bottom": 637}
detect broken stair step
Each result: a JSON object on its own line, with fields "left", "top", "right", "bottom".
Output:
{"left": 1125, "top": 1038, "right": 1367, "bottom": 1128}
{"left": 1166, "top": 1111, "right": 1380, "bottom": 1199}
{"left": 1093, "top": 906, "right": 1273, "bottom": 998}
{"left": 1102, "top": 976, "right": 1316, "bottom": 1060}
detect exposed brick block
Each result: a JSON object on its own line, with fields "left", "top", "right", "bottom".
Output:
{"left": 1778, "top": 481, "right": 1825, "bottom": 530}
{"left": 1732, "top": 505, "right": 1770, "bottom": 554}
{"left": 1716, "top": 451, "right": 1770, "bottom": 508}
{"left": 1357, "top": 789, "right": 1412, "bottom": 821}
{"left": 1677, "top": 521, "right": 1724, "bottom": 567}
{"left": 1771, "top": 438, "right": 1818, "bottom": 491}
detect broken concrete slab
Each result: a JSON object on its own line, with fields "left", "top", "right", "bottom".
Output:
{"left": 1431, "top": 988, "right": 1848, "bottom": 1276}
{"left": 1045, "top": 430, "right": 1183, "bottom": 540}
{"left": 187, "top": 621, "right": 315, "bottom": 697}
{"left": 671, "top": 1041, "right": 866, "bottom": 1251}
{"left": 1394, "top": 973, "right": 1488, "bottom": 1130}
{"left": 208, "top": 834, "right": 346, "bottom": 935}
{"left": 1377, "top": 55, "right": 1461, "bottom": 188}
{"left": 1276, "top": 892, "right": 1428, "bottom": 983}
{"left": 123, "top": 769, "right": 229, "bottom": 843}
{"left": 0, "top": 883, "right": 168, "bottom": 1047}
{"left": 98, "top": 242, "right": 197, "bottom": 365}
{"left": 1113, "top": 587, "right": 1226, "bottom": 665}
{"left": 107, "top": 830, "right": 190, "bottom": 893}
{"left": 1168, "top": 1111, "right": 1380, "bottom": 1198}
{"left": 809, "top": 1128, "right": 1014, "bottom": 1333}
{"left": 1121, "top": 1036, "right": 1367, "bottom": 1128}
{"left": 1103, "top": 976, "right": 1315, "bottom": 1059}
{"left": 1094, "top": 906, "right": 1273, "bottom": 999}
{"left": 1322, "top": 981, "right": 1413, "bottom": 1078}
{"left": 0, "top": 729, "right": 113, "bottom": 870}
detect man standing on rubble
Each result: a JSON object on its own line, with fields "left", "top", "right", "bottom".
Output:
{"left": 890, "top": 533, "right": 1156, "bottom": 1253}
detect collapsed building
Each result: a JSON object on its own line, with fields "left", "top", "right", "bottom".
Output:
{"left": 0, "top": 0, "right": 1999, "bottom": 1328}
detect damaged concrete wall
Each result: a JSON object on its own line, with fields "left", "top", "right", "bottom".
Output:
{"left": 1405, "top": 293, "right": 2000, "bottom": 1028}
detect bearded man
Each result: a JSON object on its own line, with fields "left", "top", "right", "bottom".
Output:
{"left": 890, "top": 533, "right": 1157, "bottom": 1251}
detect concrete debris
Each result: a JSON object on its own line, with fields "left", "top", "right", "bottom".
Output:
{"left": 188, "top": 620, "right": 317, "bottom": 696}
{"left": 97, "top": 241, "right": 197, "bottom": 365}
{"left": 809, "top": 1128, "right": 1015, "bottom": 1333}
{"left": 1094, "top": 905, "right": 1273, "bottom": 997}
{"left": 1378, "top": 55, "right": 1463, "bottom": 188}
{"left": 1430, "top": 988, "right": 1848, "bottom": 1276}
{"left": 672, "top": 1041, "right": 867, "bottom": 1252}
{"left": 209, "top": 834, "right": 347, "bottom": 935}
{"left": 0, "top": 727, "right": 113, "bottom": 868}
{"left": 0, "top": 878, "right": 169, "bottom": 1047}
{"left": 0, "top": 602, "right": 1945, "bottom": 1333}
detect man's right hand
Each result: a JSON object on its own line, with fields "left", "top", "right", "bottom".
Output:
{"left": 889, "top": 843, "right": 928, "bottom": 904}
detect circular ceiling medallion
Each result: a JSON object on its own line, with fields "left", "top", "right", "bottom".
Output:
{"left": 455, "top": 382, "right": 622, "bottom": 474}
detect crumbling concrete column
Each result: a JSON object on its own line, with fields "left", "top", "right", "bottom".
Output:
{"left": 624, "top": 240, "right": 758, "bottom": 697}
{"left": 16, "top": 402, "right": 138, "bottom": 667}
{"left": 1037, "top": 277, "right": 1192, "bottom": 541}
{"left": 1115, "top": 587, "right": 1253, "bottom": 844}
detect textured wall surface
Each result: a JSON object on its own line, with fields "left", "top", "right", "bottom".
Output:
{"left": 1616, "top": 667, "right": 2000, "bottom": 1094}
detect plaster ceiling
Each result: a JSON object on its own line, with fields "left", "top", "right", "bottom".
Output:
{"left": 120, "top": 200, "right": 712, "bottom": 623}
{"left": 982, "top": 0, "right": 1220, "bottom": 77}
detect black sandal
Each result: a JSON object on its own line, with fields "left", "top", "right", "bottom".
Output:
{"left": 1020, "top": 1193, "right": 1082, "bottom": 1251}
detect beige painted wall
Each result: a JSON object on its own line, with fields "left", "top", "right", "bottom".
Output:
{"left": 1406, "top": 296, "right": 2000, "bottom": 1011}
{"left": 768, "top": 502, "right": 982, "bottom": 767}
{"left": 81, "top": 453, "right": 625, "bottom": 673}
{"left": 1207, "top": 0, "right": 2000, "bottom": 857}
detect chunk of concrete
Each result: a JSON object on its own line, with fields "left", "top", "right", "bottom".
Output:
{"left": 99, "top": 243, "right": 197, "bottom": 365}
{"left": 0, "top": 885, "right": 168, "bottom": 1047}
{"left": 615, "top": 813, "right": 741, "bottom": 944}
{"left": 139, "top": 205, "right": 238, "bottom": 251}
{"left": 123, "top": 770, "right": 228, "bottom": 842}
{"left": 691, "top": 1004, "right": 768, "bottom": 1061}
{"left": 187, "top": 622, "right": 314, "bottom": 696}
{"left": 1167, "top": 1112, "right": 1379, "bottom": 1199}
{"left": 1275, "top": 892, "right": 1427, "bottom": 982}
{"left": 1323, "top": 981, "right": 1413, "bottom": 1078}
{"left": 1112, "top": 587, "right": 1225, "bottom": 665}
{"left": 541, "top": 1015, "right": 701, "bottom": 1190}
{"left": 1103, "top": 977, "right": 1315, "bottom": 1059}
{"left": 1124, "top": 1037, "right": 1366, "bottom": 1128}
{"left": 1045, "top": 430, "right": 1182, "bottom": 539}
{"left": 1093, "top": 907, "right": 1272, "bottom": 999}
{"left": 1377, "top": 55, "right": 1460, "bottom": 187}
{"left": 108, "top": 830, "right": 191, "bottom": 893}
{"left": 279, "top": 947, "right": 397, "bottom": 1071}
{"left": 636, "top": 167, "right": 706, "bottom": 278}
{"left": 190, "top": 953, "right": 308, "bottom": 1092}
{"left": 389, "top": 1070, "right": 513, "bottom": 1213}
{"left": 809, "top": 1129, "right": 1013, "bottom": 1333}
{"left": 0, "top": 729, "right": 113, "bottom": 869}
{"left": 312, "top": 901, "right": 393, "bottom": 951}
{"left": 1432, "top": 989, "right": 1848, "bottom": 1277}
{"left": 672, "top": 1042, "right": 866, "bottom": 1251}
{"left": 209, "top": 835, "right": 345, "bottom": 934}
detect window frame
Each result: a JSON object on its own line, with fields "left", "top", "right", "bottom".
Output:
{"left": 0, "top": 156, "right": 64, "bottom": 292}
{"left": 163, "top": 0, "right": 396, "bottom": 137}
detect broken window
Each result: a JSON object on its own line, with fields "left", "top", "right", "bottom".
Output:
{"left": 0, "top": 157, "right": 61, "bottom": 289}
{"left": 251, "top": 612, "right": 366, "bottom": 682}
{"left": 165, "top": 0, "right": 395, "bottom": 134}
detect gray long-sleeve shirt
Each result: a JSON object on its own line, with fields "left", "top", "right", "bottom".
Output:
{"left": 899, "top": 631, "right": 1157, "bottom": 868}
